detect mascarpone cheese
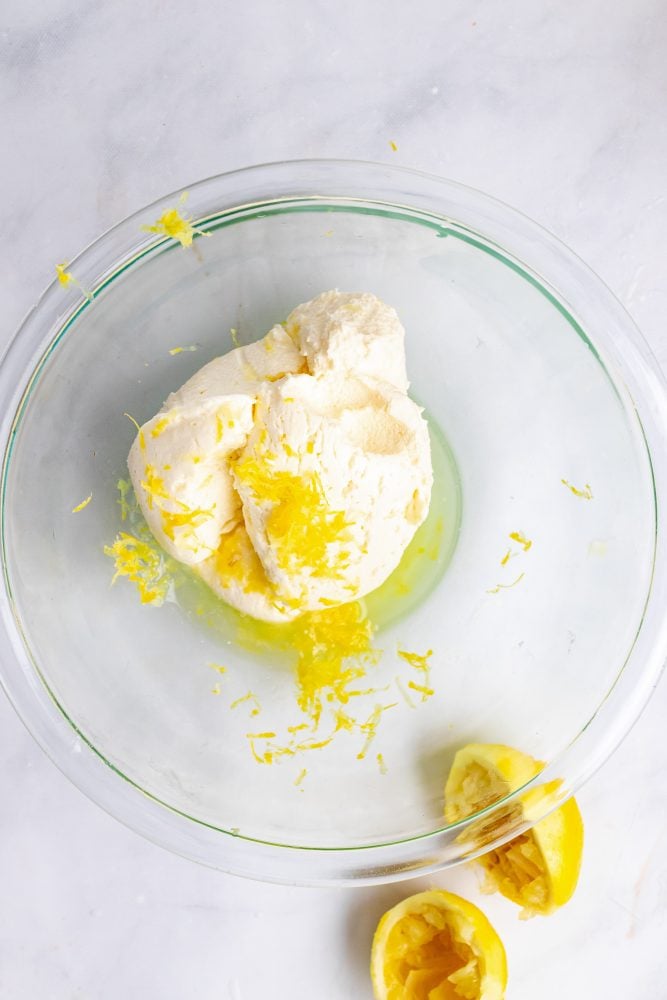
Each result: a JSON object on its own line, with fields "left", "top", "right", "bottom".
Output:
{"left": 128, "top": 291, "right": 432, "bottom": 622}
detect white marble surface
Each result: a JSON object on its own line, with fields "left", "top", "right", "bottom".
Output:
{"left": 2, "top": 1, "right": 667, "bottom": 996}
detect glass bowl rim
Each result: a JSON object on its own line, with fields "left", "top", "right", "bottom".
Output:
{"left": 1, "top": 158, "right": 666, "bottom": 885}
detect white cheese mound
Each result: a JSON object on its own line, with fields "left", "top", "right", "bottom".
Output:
{"left": 128, "top": 291, "right": 432, "bottom": 622}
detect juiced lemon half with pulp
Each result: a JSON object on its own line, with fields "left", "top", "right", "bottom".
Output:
{"left": 370, "top": 889, "right": 507, "bottom": 1000}
{"left": 445, "top": 743, "right": 584, "bottom": 918}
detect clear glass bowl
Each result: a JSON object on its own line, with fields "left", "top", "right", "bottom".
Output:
{"left": 1, "top": 160, "right": 666, "bottom": 885}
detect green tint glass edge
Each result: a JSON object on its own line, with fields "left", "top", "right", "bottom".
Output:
{"left": 0, "top": 197, "right": 658, "bottom": 853}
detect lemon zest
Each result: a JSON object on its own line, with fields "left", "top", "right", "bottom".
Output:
{"left": 116, "top": 478, "right": 133, "bottom": 521}
{"left": 487, "top": 572, "right": 525, "bottom": 595}
{"left": 246, "top": 731, "right": 277, "bottom": 739}
{"left": 208, "top": 663, "right": 227, "bottom": 675}
{"left": 407, "top": 680, "right": 435, "bottom": 700}
{"left": 376, "top": 752, "right": 388, "bottom": 775}
{"left": 55, "top": 262, "right": 93, "bottom": 300}
{"left": 168, "top": 345, "right": 197, "bottom": 355}
{"left": 509, "top": 530, "right": 532, "bottom": 551}
{"left": 141, "top": 193, "right": 209, "bottom": 248}
{"left": 233, "top": 458, "right": 350, "bottom": 582}
{"left": 397, "top": 648, "right": 433, "bottom": 672}
{"left": 356, "top": 703, "right": 398, "bottom": 760}
{"left": 230, "top": 691, "right": 261, "bottom": 715}
{"left": 140, "top": 465, "right": 170, "bottom": 509}
{"left": 124, "top": 412, "right": 145, "bottom": 452}
{"left": 561, "top": 478, "right": 593, "bottom": 500}
{"left": 71, "top": 493, "right": 92, "bottom": 513}
{"left": 150, "top": 416, "right": 171, "bottom": 438}
{"left": 211, "top": 683, "right": 221, "bottom": 695}
{"left": 389, "top": 140, "right": 398, "bottom": 151}
{"left": 55, "top": 262, "right": 74, "bottom": 286}
{"left": 295, "top": 768, "right": 307, "bottom": 786}
{"left": 104, "top": 531, "right": 171, "bottom": 605}
{"left": 500, "top": 548, "right": 512, "bottom": 566}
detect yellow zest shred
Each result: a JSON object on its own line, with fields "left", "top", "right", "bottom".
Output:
{"left": 104, "top": 532, "right": 171, "bottom": 605}
{"left": 407, "top": 680, "right": 435, "bottom": 699}
{"left": 295, "top": 768, "right": 307, "bottom": 786}
{"left": 487, "top": 572, "right": 525, "bottom": 595}
{"left": 500, "top": 548, "right": 512, "bottom": 566}
{"left": 389, "top": 140, "right": 398, "bottom": 151}
{"left": 356, "top": 703, "right": 398, "bottom": 760}
{"left": 208, "top": 663, "right": 227, "bottom": 675}
{"left": 293, "top": 603, "right": 376, "bottom": 725}
{"left": 161, "top": 506, "right": 214, "bottom": 542}
{"left": 124, "top": 412, "right": 145, "bottom": 451}
{"left": 397, "top": 648, "right": 433, "bottom": 672}
{"left": 140, "top": 465, "right": 170, "bottom": 509}
{"left": 141, "top": 193, "right": 209, "bottom": 248}
{"left": 168, "top": 345, "right": 197, "bottom": 355}
{"left": 509, "top": 531, "right": 532, "bottom": 551}
{"left": 55, "top": 262, "right": 74, "bottom": 286}
{"left": 230, "top": 327, "right": 240, "bottom": 348}
{"left": 561, "top": 478, "right": 593, "bottom": 500}
{"left": 117, "top": 478, "right": 133, "bottom": 521}
{"left": 211, "top": 683, "right": 221, "bottom": 695}
{"left": 55, "top": 263, "right": 93, "bottom": 300}
{"left": 210, "top": 523, "right": 275, "bottom": 598}
{"left": 398, "top": 648, "right": 434, "bottom": 703}
{"left": 230, "top": 691, "right": 261, "bottom": 716}
{"left": 71, "top": 493, "right": 92, "bottom": 513}
{"left": 233, "top": 459, "right": 350, "bottom": 581}
{"left": 150, "top": 416, "right": 170, "bottom": 438}
{"left": 246, "top": 731, "right": 277, "bottom": 739}
{"left": 377, "top": 752, "right": 388, "bottom": 775}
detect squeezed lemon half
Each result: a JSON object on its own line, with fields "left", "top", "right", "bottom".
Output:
{"left": 445, "top": 743, "right": 584, "bottom": 918}
{"left": 371, "top": 889, "right": 507, "bottom": 1000}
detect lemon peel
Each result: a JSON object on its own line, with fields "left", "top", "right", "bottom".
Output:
{"left": 398, "top": 648, "right": 434, "bottom": 702}
{"left": 445, "top": 743, "right": 584, "bottom": 918}
{"left": 508, "top": 530, "right": 532, "bottom": 552}
{"left": 561, "top": 478, "right": 593, "bottom": 500}
{"left": 371, "top": 890, "right": 507, "bottom": 1000}
{"left": 233, "top": 458, "right": 351, "bottom": 584}
{"left": 168, "top": 345, "right": 198, "bottom": 355}
{"left": 55, "top": 262, "right": 93, "bottom": 301}
{"left": 141, "top": 193, "right": 209, "bottom": 248}
{"left": 486, "top": 573, "right": 524, "bottom": 595}
{"left": 71, "top": 493, "right": 92, "bottom": 513}
{"left": 104, "top": 531, "right": 172, "bottom": 605}
{"left": 55, "top": 262, "right": 74, "bottom": 286}
{"left": 116, "top": 478, "right": 133, "bottom": 521}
